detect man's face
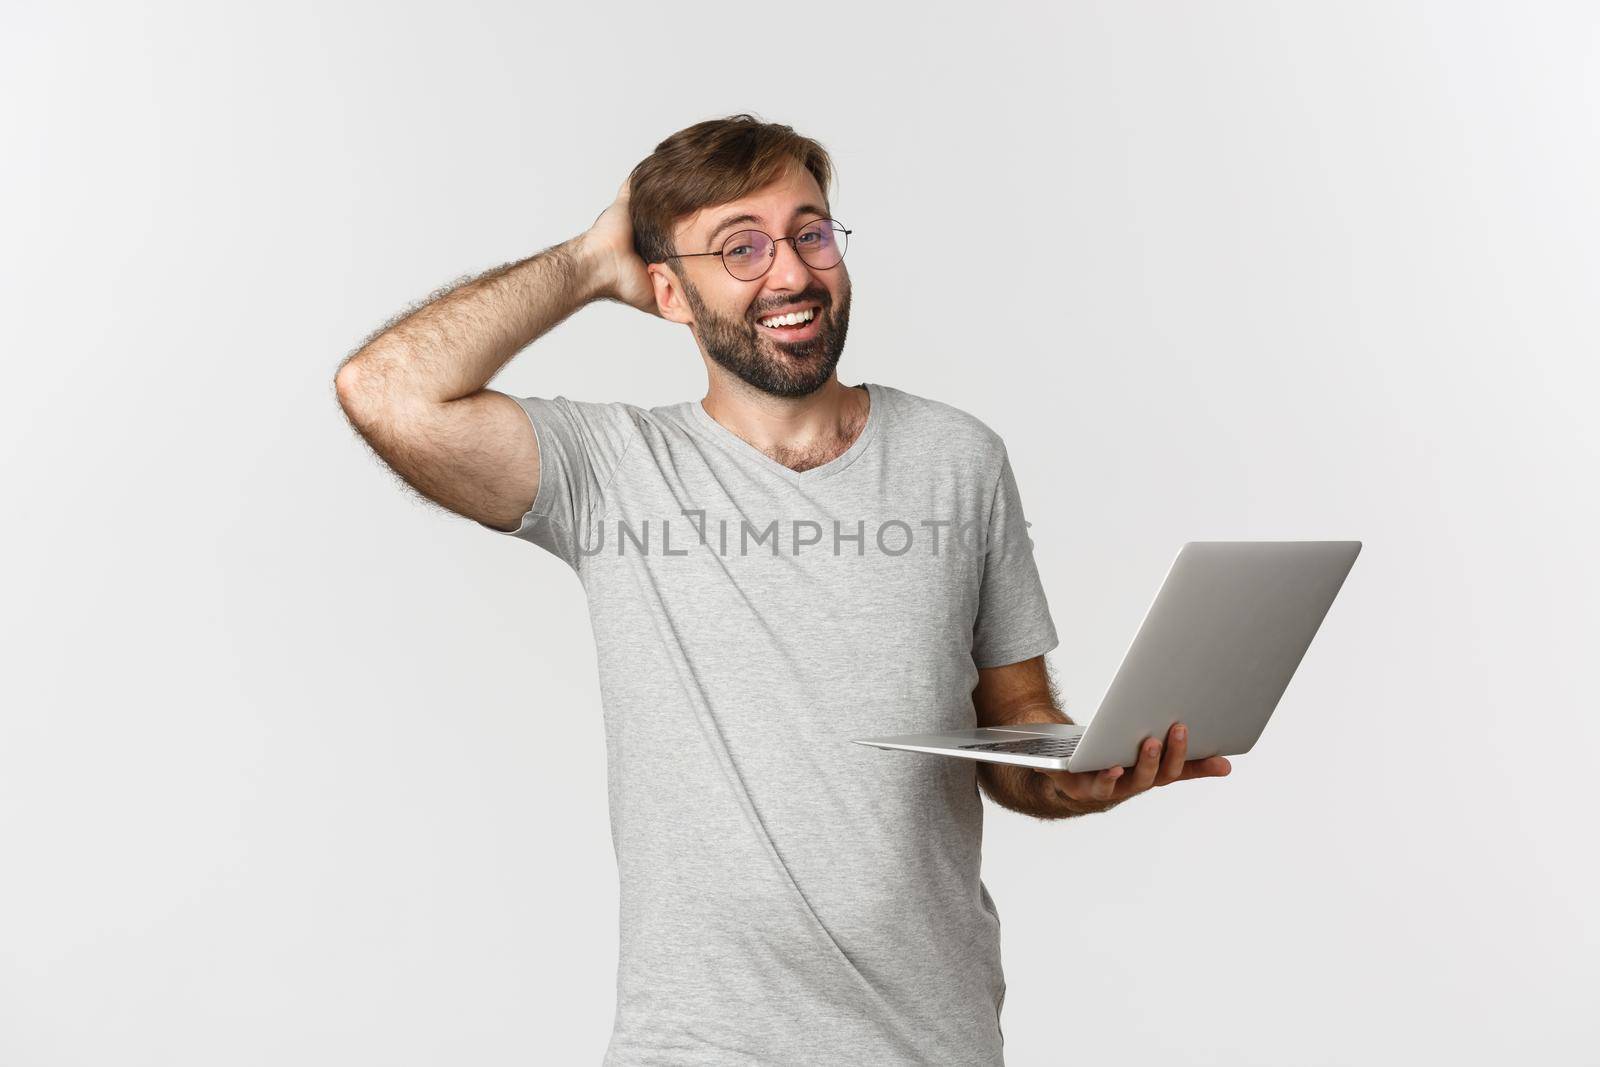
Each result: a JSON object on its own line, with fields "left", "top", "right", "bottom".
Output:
{"left": 658, "top": 163, "right": 852, "bottom": 399}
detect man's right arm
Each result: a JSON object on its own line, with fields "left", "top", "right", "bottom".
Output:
{"left": 332, "top": 233, "right": 614, "bottom": 532}
{"left": 334, "top": 175, "right": 662, "bottom": 532}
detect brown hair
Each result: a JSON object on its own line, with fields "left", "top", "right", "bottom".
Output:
{"left": 627, "top": 113, "right": 836, "bottom": 269}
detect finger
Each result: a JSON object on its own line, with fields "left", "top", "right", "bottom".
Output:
{"left": 1178, "top": 755, "right": 1232, "bottom": 780}
{"left": 1157, "top": 723, "right": 1188, "bottom": 784}
{"left": 1126, "top": 736, "right": 1162, "bottom": 793}
{"left": 1047, "top": 766, "right": 1126, "bottom": 804}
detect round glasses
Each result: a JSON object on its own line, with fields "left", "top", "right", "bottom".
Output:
{"left": 668, "top": 218, "right": 852, "bottom": 281}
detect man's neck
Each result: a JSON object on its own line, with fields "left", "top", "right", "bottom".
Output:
{"left": 700, "top": 377, "right": 870, "bottom": 473}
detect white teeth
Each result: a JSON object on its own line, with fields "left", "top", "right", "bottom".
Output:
{"left": 759, "top": 307, "right": 816, "bottom": 328}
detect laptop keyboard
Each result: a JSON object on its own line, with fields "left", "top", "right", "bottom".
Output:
{"left": 961, "top": 737, "right": 1080, "bottom": 757}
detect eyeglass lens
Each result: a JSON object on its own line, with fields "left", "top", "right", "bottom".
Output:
{"left": 721, "top": 219, "right": 847, "bottom": 281}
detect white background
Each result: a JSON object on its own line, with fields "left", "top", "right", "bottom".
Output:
{"left": 4, "top": 2, "right": 1596, "bottom": 1064}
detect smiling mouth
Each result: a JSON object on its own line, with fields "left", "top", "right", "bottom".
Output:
{"left": 755, "top": 304, "right": 824, "bottom": 337}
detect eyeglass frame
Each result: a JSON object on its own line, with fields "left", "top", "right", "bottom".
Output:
{"left": 663, "top": 217, "right": 853, "bottom": 281}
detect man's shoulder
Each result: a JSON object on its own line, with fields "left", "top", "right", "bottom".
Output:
{"left": 874, "top": 382, "right": 1010, "bottom": 459}
{"left": 518, "top": 393, "right": 684, "bottom": 434}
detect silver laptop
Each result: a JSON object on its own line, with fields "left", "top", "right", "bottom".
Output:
{"left": 853, "top": 540, "right": 1361, "bottom": 772}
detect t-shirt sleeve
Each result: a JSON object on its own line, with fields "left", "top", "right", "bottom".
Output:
{"left": 970, "top": 445, "right": 1060, "bottom": 668}
{"left": 478, "top": 394, "right": 636, "bottom": 573}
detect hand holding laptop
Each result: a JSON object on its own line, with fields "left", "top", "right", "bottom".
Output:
{"left": 1037, "top": 720, "right": 1232, "bottom": 810}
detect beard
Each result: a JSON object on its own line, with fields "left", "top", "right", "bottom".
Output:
{"left": 679, "top": 275, "right": 852, "bottom": 399}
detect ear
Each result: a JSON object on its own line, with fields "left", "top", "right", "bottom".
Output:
{"left": 649, "top": 263, "right": 694, "bottom": 326}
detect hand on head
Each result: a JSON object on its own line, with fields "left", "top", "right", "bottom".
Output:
{"left": 585, "top": 176, "right": 662, "bottom": 318}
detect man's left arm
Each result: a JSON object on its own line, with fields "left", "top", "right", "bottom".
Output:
{"left": 971, "top": 655, "right": 1232, "bottom": 820}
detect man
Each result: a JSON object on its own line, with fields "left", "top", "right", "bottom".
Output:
{"left": 335, "top": 114, "right": 1229, "bottom": 1065}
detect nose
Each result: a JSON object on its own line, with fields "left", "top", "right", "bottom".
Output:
{"left": 764, "top": 235, "right": 814, "bottom": 288}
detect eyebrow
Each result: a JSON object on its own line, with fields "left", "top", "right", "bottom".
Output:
{"left": 705, "top": 203, "right": 829, "bottom": 249}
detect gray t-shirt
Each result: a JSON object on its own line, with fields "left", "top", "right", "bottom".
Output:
{"left": 483, "top": 381, "right": 1058, "bottom": 1065}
